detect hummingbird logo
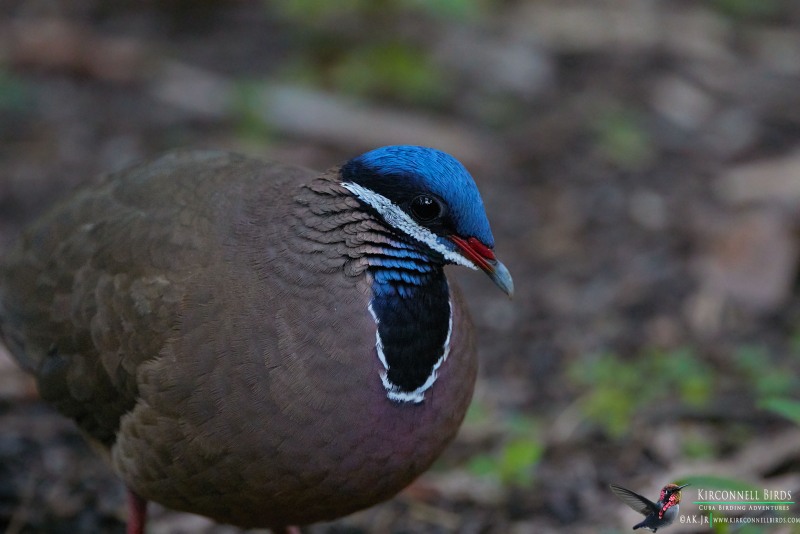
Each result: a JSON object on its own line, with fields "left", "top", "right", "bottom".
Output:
{"left": 609, "top": 482, "right": 690, "bottom": 532}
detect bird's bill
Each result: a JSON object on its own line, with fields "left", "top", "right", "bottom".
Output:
{"left": 449, "top": 235, "right": 514, "bottom": 297}
{"left": 675, "top": 483, "right": 691, "bottom": 491}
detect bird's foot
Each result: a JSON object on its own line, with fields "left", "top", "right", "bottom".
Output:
{"left": 126, "top": 488, "right": 148, "bottom": 534}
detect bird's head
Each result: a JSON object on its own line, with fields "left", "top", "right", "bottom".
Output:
{"left": 661, "top": 483, "right": 690, "bottom": 504}
{"left": 341, "top": 145, "right": 513, "bottom": 297}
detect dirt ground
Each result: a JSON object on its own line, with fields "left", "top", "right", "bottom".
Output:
{"left": 2, "top": 1, "right": 800, "bottom": 533}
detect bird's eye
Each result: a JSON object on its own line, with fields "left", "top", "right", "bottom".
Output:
{"left": 409, "top": 195, "right": 443, "bottom": 222}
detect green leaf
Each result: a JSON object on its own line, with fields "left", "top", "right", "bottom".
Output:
{"left": 0, "top": 67, "right": 33, "bottom": 113}
{"left": 592, "top": 107, "right": 654, "bottom": 169}
{"left": 467, "top": 454, "right": 498, "bottom": 478}
{"left": 760, "top": 397, "right": 800, "bottom": 426}
{"left": 229, "top": 81, "right": 273, "bottom": 142}
{"left": 712, "top": 0, "right": 782, "bottom": 20}
{"left": 498, "top": 438, "right": 543, "bottom": 487}
{"left": 330, "top": 43, "right": 445, "bottom": 104}
{"left": 399, "top": 0, "right": 484, "bottom": 20}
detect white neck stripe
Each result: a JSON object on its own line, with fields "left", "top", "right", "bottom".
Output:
{"left": 341, "top": 182, "right": 477, "bottom": 270}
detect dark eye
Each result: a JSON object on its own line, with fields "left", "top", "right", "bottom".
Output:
{"left": 409, "top": 195, "right": 443, "bottom": 222}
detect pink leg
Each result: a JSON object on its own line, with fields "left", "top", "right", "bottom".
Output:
{"left": 126, "top": 488, "right": 148, "bottom": 534}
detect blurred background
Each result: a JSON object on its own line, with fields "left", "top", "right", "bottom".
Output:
{"left": 1, "top": 0, "right": 800, "bottom": 532}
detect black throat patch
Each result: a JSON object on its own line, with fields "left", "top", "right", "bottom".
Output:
{"left": 369, "top": 269, "right": 451, "bottom": 403}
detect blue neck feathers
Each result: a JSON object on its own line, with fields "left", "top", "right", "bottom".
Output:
{"left": 366, "top": 243, "right": 451, "bottom": 403}
{"left": 368, "top": 243, "right": 438, "bottom": 297}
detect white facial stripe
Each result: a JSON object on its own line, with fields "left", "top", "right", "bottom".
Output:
{"left": 341, "top": 181, "right": 478, "bottom": 270}
{"left": 369, "top": 296, "right": 454, "bottom": 404}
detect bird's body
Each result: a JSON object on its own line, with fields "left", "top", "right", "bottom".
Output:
{"left": 0, "top": 147, "right": 511, "bottom": 530}
{"left": 609, "top": 483, "right": 689, "bottom": 532}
